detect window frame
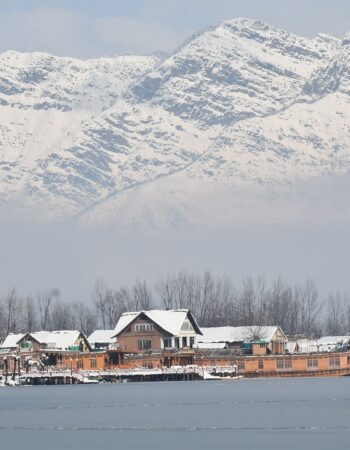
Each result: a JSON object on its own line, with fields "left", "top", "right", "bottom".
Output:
{"left": 329, "top": 356, "right": 340, "bottom": 367}
{"left": 135, "top": 323, "right": 154, "bottom": 333}
{"left": 138, "top": 339, "right": 152, "bottom": 350}
{"left": 163, "top": 338, "right": 172, "bottom": 349}
{"left": 307, "top": 359, "right": 318, "bottom": 369}
{"left": 90, "top": 358, "right": 97, "bottom": 369}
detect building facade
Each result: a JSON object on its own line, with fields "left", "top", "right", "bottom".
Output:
{"left": 113, "top": 309, "right": 202, "bottom": 353}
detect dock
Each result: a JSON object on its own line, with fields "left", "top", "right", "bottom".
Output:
{"left": 1, "top": 365, "right": 239, "bottom": 385}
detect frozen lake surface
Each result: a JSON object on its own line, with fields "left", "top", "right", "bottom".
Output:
{"left": 0, "top": 377, "right": 349, "bottom": 449}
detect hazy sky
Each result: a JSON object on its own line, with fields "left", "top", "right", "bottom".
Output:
{"left": 1, "top": 218, "right": 349, "bottom": 303}
{"left": 1, "top": 1, "right": 350, "bottom": 302}
{"left": 0, "top": 0, "right": 349, "bottom": 57}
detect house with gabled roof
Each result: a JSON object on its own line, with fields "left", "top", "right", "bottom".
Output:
{"left": 113, "top": 309, "right": 202, "bottom": 353}
{"left": 0, "top": 333, "right": 25, "bottom": 352}
{"left": 198, "top": 325, "right": 287, "bottom": 355}
{"left": 88, "top": 330, "right": 117, "bottom": 350}
{"left": 16, "top": 330, "right": 91, "bottom": 352}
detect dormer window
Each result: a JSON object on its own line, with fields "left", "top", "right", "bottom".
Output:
{"left": 135, "top": 323, "right": 154, "bottom": 332}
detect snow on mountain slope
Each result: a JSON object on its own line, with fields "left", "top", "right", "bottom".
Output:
{"left": 0, "top": 51, "right": 160, "bottom": 202}
{"left": 0, "top": 50, "right": 161, "bottom": 111}
{"left": 130, "top": 19, "right": 339, "bottom": 126}
{"left": 1, "top": 18, "right": 350, "bottom": 227}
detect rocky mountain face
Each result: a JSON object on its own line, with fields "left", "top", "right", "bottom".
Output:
{"left": 1, "top": 19, "right": 350, "bottom": 227}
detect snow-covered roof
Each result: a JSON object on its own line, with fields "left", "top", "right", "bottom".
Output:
{"left": 293, "top": 336, "right": 350, "bottom": 353}
{"left": 317, "top": 335, "right": 350, "bottom": 346}
{"left": 0, "top": 333, "right": 25, "bottom": 349}
{"left": 43, "top": 330, "right": 84, "bottom": 350}
{"left": 199, "top": 326, "right": 284, "bottom": 344}
{"left": 114, "top": 309, "right": 202, "bottom": 336}
{"left": 196, "top": 342, "right": 227, "bottom": 349}
{"left": 21, "top": 330, "right": 88, "bottom": 350}
{"left": 29, "top": 331, "right": 51, "bottom": 343}
{"left": 88, "top": 330, "right": 116, "bottom": 345}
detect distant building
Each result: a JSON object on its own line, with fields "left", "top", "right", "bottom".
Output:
{"left": 113, "top": 309, "right": 202, "bottom": 353}
{"left": 88, "top": 330, "right": 117, "bottom": 350}
{"left": 287, "top": 336, "right": 350, "bottom": 354}
{"left": 0, "top": 333, "right": 25, "bottom": 352}
{"left": 197, "top": 326, "right": 287, "bottom": 355}
{"left": 12, "top": 330, "right": 91, "bottom": 352}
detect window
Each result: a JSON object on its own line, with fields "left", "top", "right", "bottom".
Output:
{"left": 260, "top": 343, "right": 266, "bottom": 348}
{"left": 308, "top": 359, "right": 318, "bottom": 369}
{"left": 189, "top": 337, "right": 195, "bottom": 349}
{"left": 77, "top": 359, "right": 83, "bottom": 369}
{"left": 284, "top": 360, "right": 292, "bottom": 369}
{"left": 276, "top": 359, "right": 292, "bottom": 370}
{"left": 258, "top": 360, "right": 264, "bottom": 370}
{"left": 238, "top": 361, "right": 245, "bottom": 372}
{"left": 143, "top": 362, "right": 153, "bottom": 369}
{"left": 175, "top": 337, "right": 180, "bottom": 349}
{"left": 182, "top": 337, "right": 187, "bottom": 347}
{"left": 135, "top": 323, "right": 154, "bottom": 332}
{"left": 90, "top": 359, "right": 97, "bottom": 369}
{"left": 329, "top": 357, "right": 340, "bottom": 367}
{"left": 164, "top": 338, "right": 172, "bottom": 348}
{"left": 138, "top": 340, "right": 152, "bottom": 350}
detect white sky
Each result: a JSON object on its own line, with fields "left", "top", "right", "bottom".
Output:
{"left": 0, "top": 0, "right": 349, "bottom": 57}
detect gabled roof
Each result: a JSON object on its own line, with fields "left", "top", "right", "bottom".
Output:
{"left": 88, "top": 330, "right": 116, "bottom": 345}
{"left": 114, "top": 309, "right": 202, "bottom": 337}
{"left": 18, "top": 330, "right": 91, "bottom": 351}
{"left": 19, "top": 331, "right": 51, "bottom": 344}
{"left": 0, "top": 333, "right": 25, "bottom": 349}
{"left": 199, "top": 326, "right": 284, "bottom": 344}
{"left": 44, "top": 330, "right": 90, "bottom": 350}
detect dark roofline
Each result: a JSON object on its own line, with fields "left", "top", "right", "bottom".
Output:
{"left": 113, "top": 310, "right": 202, "bottom": 338}
{"left": 113, "top": 312, "right": 174, "bottom": 338}
{"left": 80, "top": 331, "right": 92, "bottom": 352}
{"left": 17, "top": 332, "right": 43, "bottom": 345}
{"left": 187, "top": 310, "right": 203, "bottom": 335}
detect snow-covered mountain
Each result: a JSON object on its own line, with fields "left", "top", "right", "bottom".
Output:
{"left": 1, "top": 18, "right": 350, "bottom": 227}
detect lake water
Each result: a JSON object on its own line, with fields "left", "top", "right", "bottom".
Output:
{"left": 0, "top": 377, "right": 349, "bottom": 449}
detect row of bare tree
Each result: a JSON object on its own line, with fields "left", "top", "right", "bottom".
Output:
{"left": 1, "top": 271, "right": 350, "bottom": 339}
{"left": 0, "top": 288, "right": 97, "bottom": 338}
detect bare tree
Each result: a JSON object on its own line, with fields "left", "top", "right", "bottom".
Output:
{"left": 73, "top": 302, "right": 97, "bottom": 336}
{"left": 104, "top": 289, "right": 129, "bottom": 329}
{"left": 37, "top": 289, "right": 59, "bottom": 330}
{"left": 132, "top": 280, "right": 153, "bottom": 310}
{"left": 3, "top": 288, "right": 22, "bottom": 334}
{"left": 93, "top": 278, "right": 108, "bottom": 329}
{"left": 51, "top": 301, "right": 74, "bottom": 330}
{"left": 23, "top": 296, "right": 37, "bottom": 332}
{"left": 244, "top": 325, "right": 268, "bottom": 341}
{"left": 155, "top": 275, "right": 178, "bottom": 309}
{"left": 299, "top": 279, "right": 322, "bottom": 337}
{"left": 325, "top": 293, "right": 347, "bottom": 336}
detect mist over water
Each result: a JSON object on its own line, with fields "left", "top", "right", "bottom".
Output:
{"left": 1, "top": 211, "right": 350, "bottom": 301}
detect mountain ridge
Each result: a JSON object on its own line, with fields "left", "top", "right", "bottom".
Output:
{"left": 1, "top": 18, "right": 350, "bottom": 227}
